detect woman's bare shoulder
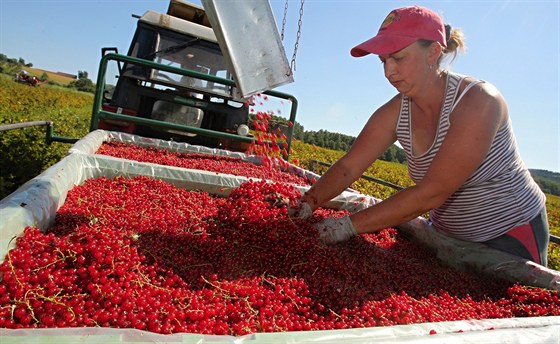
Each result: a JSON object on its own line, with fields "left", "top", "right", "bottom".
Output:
{"left": 458, "top": 75, "right": 502, "bottom": 100}
{"left": 453, "top": 76, "right": 507, "bottom": 125}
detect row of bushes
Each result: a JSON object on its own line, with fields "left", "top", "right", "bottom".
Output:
{"left": 0, "top": 74, "right": 93, "bottom": 198}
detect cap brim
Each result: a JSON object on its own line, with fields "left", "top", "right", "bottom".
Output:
{"left": 351, "top": 34, "right": 417, "bottom": 57}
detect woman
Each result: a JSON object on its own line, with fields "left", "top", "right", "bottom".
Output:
{"left": 295, "top": 6, "right": 549, "bottom": 266}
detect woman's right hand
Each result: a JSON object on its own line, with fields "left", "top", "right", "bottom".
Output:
{"left": 315, "top": 215, "right": 357, "bottom": 245}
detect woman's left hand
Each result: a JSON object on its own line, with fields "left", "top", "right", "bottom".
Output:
{"left": 287, "top": 200, "right": 313, "bottom": 220}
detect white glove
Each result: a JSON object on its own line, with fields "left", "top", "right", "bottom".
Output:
{"left": 288, "top": 200, "right": 313, "bottom": 220}
{"left": 315, "top": 216, "right": 357, "bottom": 245}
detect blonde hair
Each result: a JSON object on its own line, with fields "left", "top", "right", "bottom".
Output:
{"left": 419, "top": 24, "right": 466, "bottom": 66}
{"left": 443, "top": 24, "right": 466, "bottom": 63}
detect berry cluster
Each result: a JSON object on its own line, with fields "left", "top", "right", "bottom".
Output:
{"left": 97, "top": 142, "right": 309, "bottom": 186}
{"left": 1, "top": 176, "right": 558, "bottom": 335}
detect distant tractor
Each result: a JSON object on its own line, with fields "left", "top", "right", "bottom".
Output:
{"left": 14, "top": 70, "right": 40, "bottom": 87}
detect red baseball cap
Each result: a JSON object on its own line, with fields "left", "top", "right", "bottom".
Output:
{"left": 351, "top": 6, "right": 446, "bottom": 57}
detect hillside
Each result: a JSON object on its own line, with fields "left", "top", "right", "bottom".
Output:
{"left": 20, "top": 66, "right": 77, "bottom": 85}
{"left": 531, "top": 169, "right": 560, "bottom": 182}
{"left": 530, "top": 169, "right": 560, "bottom": 196}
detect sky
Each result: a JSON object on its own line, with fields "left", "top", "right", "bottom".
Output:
{"left": 1, "top": 0, "right": 558, "bottom": 172}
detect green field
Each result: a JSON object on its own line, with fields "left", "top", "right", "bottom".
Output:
{"left": 0, "top": 73, "right": 558, "bottom": 269}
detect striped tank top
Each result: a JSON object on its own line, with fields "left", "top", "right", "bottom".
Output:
{"left": 396, "top": 72, "right": 546, "bottom": 242}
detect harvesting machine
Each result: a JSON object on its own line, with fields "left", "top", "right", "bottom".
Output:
{"left": 14, "top": 70, "right": 40, "bottom": 87}
{"left": 32, "top": 0, "right": 297, "bottom": 157}
{"left": 89, "top": 0, "right": 296, "bottom": 154}
{"left": 1, "top": 1, "right": 560, "bottom": 343}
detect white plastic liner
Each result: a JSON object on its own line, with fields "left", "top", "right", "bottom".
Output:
{"left": 397, "top": 219, "right": 560, "bottom": 292}
{"left": 69, "top": 129, "right": 322, "bottom": 186}
{"left": 1, "top": 316, "right": 559, "bottom": 343}
{"left": 0, "top": 153, "right": 373, "bottom": 261}
{"left": 68, "top": 129, "right": 251, "bottom": 159}
{"left": 1, "top": 132, "right": 560, "bottom": 343}
{"left": 68, "top": 129, "right": 373, "bottom": 212}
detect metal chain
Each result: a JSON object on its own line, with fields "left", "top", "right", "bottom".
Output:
{"left": 281, "top": 0, "right": 289, "bottom": 41}
{"left": 290, "top": 0, "right": 304, "bottom": 71}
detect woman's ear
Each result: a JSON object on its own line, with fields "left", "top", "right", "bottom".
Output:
{"left": 428, "top": 42, "right": 443, "bottom": 65}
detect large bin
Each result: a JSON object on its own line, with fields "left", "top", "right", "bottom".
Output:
{"left": 1, "top": 131, "right": 559, "bottom": 343}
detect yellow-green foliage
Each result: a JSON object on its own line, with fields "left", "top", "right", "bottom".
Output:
{"left": 289, "top": 141, "right": 419, "bottom": 214}
{"left": 0, "top": 74, "right": 92, "bottom": 198}
{"left": 290, "top": 140, "right": 414, "bottom": 199}
{"left": 546, "top": 195, "right": 560, "bottom": 270}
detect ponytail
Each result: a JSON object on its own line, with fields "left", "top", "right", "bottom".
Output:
{"left": 442, "top": 24, "right": 466, "bottom": 64}
{"left": 417, "top": 24, "right": 466, "bottom": 67}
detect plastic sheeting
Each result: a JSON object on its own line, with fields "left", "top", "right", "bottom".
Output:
{"left": 1, "top": 316, "right": 559, "bottom": 343}
{"left": 1, "top": 129, "right": 559, "bottom": 343}
{"left": 397, "top": 219, "right": 560, "bottom": 292}
{"left": 68, "top": 130, "right": 378, "bottom": 213}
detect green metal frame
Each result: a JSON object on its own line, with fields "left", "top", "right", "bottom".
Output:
{"left": 90, "top": 53, "right": 299, "bottom": 159}
{"left": 47, "top": 53, "right": 299, "bottom": 159}
{"left": 0, "top": 120, "right": 77, "bottom": 145}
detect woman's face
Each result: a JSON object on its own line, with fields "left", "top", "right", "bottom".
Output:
{"left": 378, "top": 42, "right": 432, "bottom": 97}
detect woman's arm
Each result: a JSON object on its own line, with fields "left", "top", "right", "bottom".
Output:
{"left": 301, "top": 95, "right": 401, "bottom": 210}
{"left": 350, "top": 82, "right": 507, "bottom": 234}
